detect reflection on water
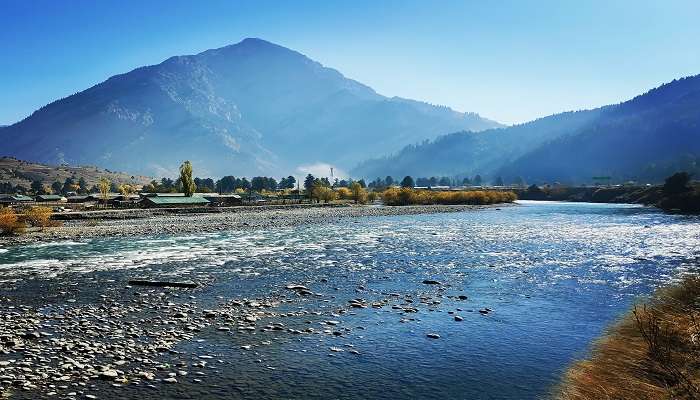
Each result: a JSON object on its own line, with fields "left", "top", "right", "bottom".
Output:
{"left": 1, "top": 201, "right": 699, "bottom": 399}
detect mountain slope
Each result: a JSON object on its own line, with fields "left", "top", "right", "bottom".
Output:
{"left": 352, "top": 108, "right": 604, "bottom": 179}
{"left": 353, "top": 75, "right": 700, "bottom": 184}
{"left": 0, "top": 157, "right": 152, "bottom": 190}
{"left": 496, "top": 76, "right": 700, "bottom": 183}
{"left": 0, "top": 38, "right": 501, "bottom": 177}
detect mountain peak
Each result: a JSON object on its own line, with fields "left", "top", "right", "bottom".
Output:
{"left": 0, "top": 40, "right": 501, "bottom": 177}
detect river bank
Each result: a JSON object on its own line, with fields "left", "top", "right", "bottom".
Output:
{"left": 556, "top": 275, "right": 700, "bottom": 400}
{"left": 515, "top": 184, "right": 700, "bottom": 213}
{"left": 0, "top": 203, "right": 508, "bottom": 247}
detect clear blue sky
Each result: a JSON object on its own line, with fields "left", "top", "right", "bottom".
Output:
{"left": 1, "top": 0, "right": 699, "bottom": 126}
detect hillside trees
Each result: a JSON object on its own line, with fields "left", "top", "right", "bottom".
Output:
{"left": 663, "top": 172, "right": 692, "bottom": 195}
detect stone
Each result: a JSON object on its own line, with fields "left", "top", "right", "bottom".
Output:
{"left": 98, "top": 370, "right": 118, "bottom": 380}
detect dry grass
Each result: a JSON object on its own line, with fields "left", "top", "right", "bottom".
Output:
{"left": 381, "top": 187, "right": 517, "bottom": 206}
{"left": 556, "top": 276, "right": 700, "bottom": 400}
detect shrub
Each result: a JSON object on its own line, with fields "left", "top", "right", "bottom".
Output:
{"left": 23, "top": 206, "right": 57, "bottom": 228}
{"left": 350, "top": 182, "right": 368, "bottom": 204}
{"left": 367, "top": 191, "right": 378, "bottom": 202}
{"left": 336, "top": 187, "right": 352, "bottom": 200}
{"left": 381, "top": 188, "right": 516, "bottom": 206}
{"left": 314, "top": 186, "right": 337, "bottom": 203}
{"left": 0, "top": 207, "right": 23, "bottom": 235}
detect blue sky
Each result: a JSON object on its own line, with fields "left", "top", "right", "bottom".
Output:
{"left": 1, "top": 0, "right": 699, "bottom": 125}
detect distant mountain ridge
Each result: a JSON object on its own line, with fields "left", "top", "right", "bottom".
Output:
{"left": 0, "top": 38, "right": 501, "bottom": 177}
{"left": 352, "top": 75, "right": 700, "bottom": 184}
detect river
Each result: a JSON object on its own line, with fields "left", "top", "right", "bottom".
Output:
{"left": 1, "top": 201, "right": 699, "bottom": 399}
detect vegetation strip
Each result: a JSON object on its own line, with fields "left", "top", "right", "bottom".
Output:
{"left": 556, "top": 276, "right": 700, "bottom": 400}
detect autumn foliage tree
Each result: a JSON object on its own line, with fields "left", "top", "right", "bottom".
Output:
{"left": 350, "top": 182, "right": 368, "bottom": 204}
{"left": 98, "top": 177, "right": 111, "bottom": 207}
{"left": 179, "top": 161, "right": 197, "bottom": 197}
{"left": 0, "top": 207, "right": 22, "bottom": 235}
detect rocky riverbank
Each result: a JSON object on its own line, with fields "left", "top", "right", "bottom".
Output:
{"left": 0, "top": 259, "right": 476, "bottom": 399}
{"left": 0, "top": 203, "right": 509, "bottom": 247}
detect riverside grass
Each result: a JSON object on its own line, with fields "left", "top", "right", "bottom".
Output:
{"left": 381, "top": 187, "right": 517, "bottom": 206}
{"left": 556, "top": 276, "right": 700, "bottom": 400}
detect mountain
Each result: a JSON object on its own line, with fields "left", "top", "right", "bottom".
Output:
{"left": 352, "top": 75, "right": 700, "bottom": 184}
{"left": 0, "top": 38, "right": 501, "bottom": 178}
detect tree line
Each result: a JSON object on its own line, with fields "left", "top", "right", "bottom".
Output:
{"left": 365, "top": 174, "right": 527, "bottom": 189}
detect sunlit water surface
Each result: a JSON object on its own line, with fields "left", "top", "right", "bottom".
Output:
{"left": 1, "top": 201, "right": 699, "bottom": 399}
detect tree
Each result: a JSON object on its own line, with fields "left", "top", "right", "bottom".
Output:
{"left": 179, "top": 161, "right": 196, "bottom": 196}
{"left": 438, "top": 176, "right": 451, "bottom": 186}
{"left": 462, "top": 177, "right": 471, "bottom": 186}
{"left": 98, "top": 177, "right": 111, "bottom": 206}
{"left": 119, "top": 184, "right": 135, "bottom": 197}
{"left": 314, "top": 186, "right": 336, "bottom": 203}
{"left": 279, "top": 175, "right": 296, "bottom": 189}
{"left": 63, "top": 177, "right": 77, "bottom": 194}
{"left": 31, "top": 179, "right": 45, "bottom": 194}
{"left": 251, "top": 177, "right": 265, "bottom": 192}
{"left": 400, "top": 176, "right": 415, "bottom": 188}
{"left": 514, "top": 176, "right": 525, "bottom": 187}
{"left": 385, "top": 176, "right": 394, "bottom": 187}
{"left": 350, "top": 182, "right": 368, "bottom": 204}
{"left": 304, "top": 174, "right": 315, "bottom": 199}
{"left": 78, "top": 177, "right": 88, "bottom": 194}
{"left": 51, "top": 181, "right": 63, "bottom": 194}
{"left": 494, "top": 176, "right": 504, "bottom": 186}
{"left": 663, "top": 172, "right": 691, "bottom": 195}
{"left": 473, "top": 175, "right": 482, "bottom": 186}
{"left": 0, "top": 207, "right": 22, "bottom": 235}
{"left": 194, "top": 177, "right": 215, "bottom": 192}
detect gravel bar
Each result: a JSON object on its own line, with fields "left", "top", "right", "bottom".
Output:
{"left": 0, "top": 203, "right": 512, "bottom": 246}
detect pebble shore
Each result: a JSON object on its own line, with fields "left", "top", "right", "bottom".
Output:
{"left": 1, "top": 203, "right": 509, "bottom": 399}
{"left": 0, "top": 203, "right": 508, "bottom": 246}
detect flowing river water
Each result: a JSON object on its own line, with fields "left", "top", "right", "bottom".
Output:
{"left": 1, "top": 201, "right": 699, "bottom": 399}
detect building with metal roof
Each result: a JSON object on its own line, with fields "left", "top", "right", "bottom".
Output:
{"left": 35, "top": 194, "right": 67, "bottom": 202}
{"left": 140, "top": 196, "right": 210, "bottom": 208}
{"left": 0, "top": 194, "right": 34, "bottom": 205}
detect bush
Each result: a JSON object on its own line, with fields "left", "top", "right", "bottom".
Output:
{"left": 23, "top": 206, "right": 58, "bottom": 228}
{"left": 0, "top": 207, "right": 23, "bottom": 235}
{"left": 350, "top": 182, "right": 368, "bottom": 204}
{"left": 314, "top": 186, "right": 337, "bottom": 203}
{"left": 381, "top": 188, "right": 517, "bottom": 206}
{"left": 336, "top": 187, "right": 352, "bottom": 200}
{"left": 367, "top": 191, "right": 378, "bottom": 202}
